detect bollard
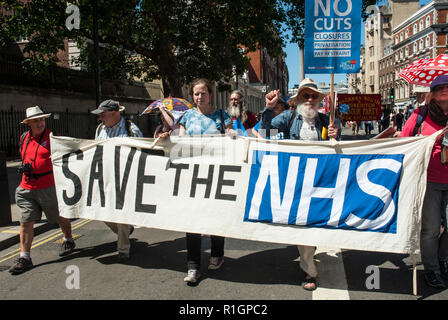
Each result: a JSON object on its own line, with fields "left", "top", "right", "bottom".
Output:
{"left": 0, "top": 151, "right": 12, "bottom": 226}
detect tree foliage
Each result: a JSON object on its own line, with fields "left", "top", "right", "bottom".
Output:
{"left": 0, "top": 0, "right": 376, "bottom": 96}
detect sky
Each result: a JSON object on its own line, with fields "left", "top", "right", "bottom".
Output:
{"left": 285, "top": 0, "right": 430, "bottom": 89}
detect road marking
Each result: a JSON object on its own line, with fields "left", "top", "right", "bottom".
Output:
{"left": 0, "top": 219, "right": 91, "bottom": 263}
{"left": 312, "top": 247, "right": 350, "bottom": 300}
{"left": 1, "top": 230, "right": 20, "bottom": 234}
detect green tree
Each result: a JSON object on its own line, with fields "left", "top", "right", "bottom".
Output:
{"left": 0, "top": 0, "right": 376, "bottom": 97}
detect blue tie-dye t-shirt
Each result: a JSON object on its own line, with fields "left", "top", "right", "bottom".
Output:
{"left": 180, "top": 108, "right": 233, "bottom": 135}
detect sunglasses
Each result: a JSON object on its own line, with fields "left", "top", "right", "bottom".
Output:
{"left": 302, "top": 93, "right": 319, "bottom": 100}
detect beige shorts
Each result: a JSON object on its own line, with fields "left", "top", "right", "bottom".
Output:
{"left": 15, "top": 185, "right": 60, "bottom": 223}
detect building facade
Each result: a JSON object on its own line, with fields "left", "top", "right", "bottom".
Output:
{"left": 392, "top": 0, "right": 448, "bottom": 109}
{"left": 246, "top": 47, "right": 289, "bottom": 99}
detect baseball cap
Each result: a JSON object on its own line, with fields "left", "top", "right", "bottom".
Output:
{"left": 91, "top": 99, "right": 123, "bottom": 114}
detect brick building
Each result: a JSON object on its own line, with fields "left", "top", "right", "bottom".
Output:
{"left": 391, "top": 0, "right": 448, "bottom": 110}
{"left": 246, "top": 47, "right": 289, "bottom": 98}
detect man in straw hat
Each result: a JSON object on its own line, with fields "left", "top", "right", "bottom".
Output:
{"left": 261, "top": 78, "right": 338, "bottom": 291}
{"left": 9, "top": 106, "right": 76, "bottom": 275}
{"left": 91, "top": 99, "right": 143, "bottom": 262}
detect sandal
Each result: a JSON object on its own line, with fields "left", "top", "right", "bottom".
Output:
{"left": 303, "top": 275, "right": 317, "bottom": 291}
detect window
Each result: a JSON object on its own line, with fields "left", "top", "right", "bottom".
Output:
{"left": 413, "top": 24, "right": 417, "bottom": 34}
{"left": 396, "top": 36, "right": 399, "bottom": 44}
{"left": 420, "top": 39, "right": 424, "bottom": 50}
{"left": 420, "top": 20, "right": 424, "bottom": 32}
{"left": 405, "top": 47, "right": 409, "bottom": 57}
{"left": 426, "top": 16, "right": 431, "bottom": 28}
{"left": 414, "top": 42, "right": 418, "bottom": 52}
{"left": 426, "top": 36, "right": 430, "bottom": 47}
{"left": 400, "top": 33, "right": 404, "bottom": 42}
{"left": 405, "top": 30, "right": 409, "bottom": 38}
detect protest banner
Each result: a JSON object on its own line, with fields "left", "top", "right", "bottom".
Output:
{"left": 304, "top": 0, "right": 361, "bottom": 74}
{"left": 338, "top": 94, "right": 382, "bottom": 121}
{"left": 51, "top": 133, "right": 442, "bottom": 255}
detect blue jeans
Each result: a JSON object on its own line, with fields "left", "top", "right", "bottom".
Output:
{"left": 421, "top": 182, "right": 448, "bottom": 272}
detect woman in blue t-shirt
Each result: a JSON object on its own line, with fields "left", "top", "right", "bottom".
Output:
{"left": 179, "top": 78, "right": 235, "bottom": 284}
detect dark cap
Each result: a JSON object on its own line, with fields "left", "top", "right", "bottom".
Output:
{"left": 277, "top": 96, "right": 288, "bottom": 108}
{"left": 91, "top": 99, "right": 120, "bottom": 114}
{"left": 430, "top": 75, "right": 448, "bottom": 92}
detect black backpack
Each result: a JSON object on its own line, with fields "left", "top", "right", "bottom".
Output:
{"left": 411, "top": 105, "right": 428, "bottom": 136}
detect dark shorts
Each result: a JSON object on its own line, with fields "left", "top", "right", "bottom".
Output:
{"left": 15, "top": 185, "right": 60, "bottom": 223}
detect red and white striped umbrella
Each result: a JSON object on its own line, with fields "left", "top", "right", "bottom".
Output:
{"left": 398, "top": 55, "right": 448, "bottom": 87}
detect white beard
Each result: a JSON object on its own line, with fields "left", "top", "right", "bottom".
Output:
{"left": 228, "top": 105, "right": 241, "bottom": 118}
{"left": 297, "top": 102, "right": 318, "bottom": 120}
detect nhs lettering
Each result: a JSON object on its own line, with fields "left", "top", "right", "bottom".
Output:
{"left": 244, "top": 151, "right": 404, "bottom": 233}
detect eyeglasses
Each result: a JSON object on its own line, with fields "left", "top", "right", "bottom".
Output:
{"left": 302, "top": 93, "right": 319, "bottom": 100}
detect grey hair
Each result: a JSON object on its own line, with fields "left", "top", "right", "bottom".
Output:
{"left": 230, "top": 90, "right": 244, "bottom": 102}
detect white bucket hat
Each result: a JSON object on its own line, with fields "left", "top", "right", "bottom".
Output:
{"left": 414, "top": 85, "right": 430, "bottom": 93}
{"left": 21, "top": 106, "right": 51, "bottom": 124}
{"left": 291, "top": 78, "right": 326, "bottom": 103}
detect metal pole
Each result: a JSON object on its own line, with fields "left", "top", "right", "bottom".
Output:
{"left": 93, "top": 0, "right": 101, "bottom": 106}
{"left": 299, "top": 45, "right": 305, "bottom": 82}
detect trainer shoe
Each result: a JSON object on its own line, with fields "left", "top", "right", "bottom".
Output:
{"left": 440, "top": 259, "right": 448, "bottom": 280}
{"left": 117, "top": 252, "right": 130, "bottom": 262}
{"left": 9, "top": 257, "right": 33, "bottom": 275}
{"left": 183, "top": 269, "right": 200, "bottom": 283}
{"left": 424, "top": 271, "right": 446, "bottom": 289}
{"left": 59, "top": 239, "right": 76, "bottom": 257}
{"left": 208, "top": 256, "right": 224, "bottom": 270}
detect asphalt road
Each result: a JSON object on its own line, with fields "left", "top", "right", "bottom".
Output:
{"left": 0, "top": 217, "right": 447, "bottom": 302}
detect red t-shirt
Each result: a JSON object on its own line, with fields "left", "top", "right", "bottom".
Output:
{"left": 19, "top": 129, "right": 55, "bottom": 190}
{"left": 243, "top": 111, "right": 258, "bottom": 129}
{"left": 400, "top": 109, "right": 448, "bottom": 184}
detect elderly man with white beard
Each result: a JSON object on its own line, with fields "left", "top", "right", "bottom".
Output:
{"left": 227, "top": 90, "right": 258, "bottom": 136}
{"left": 260, "top": 78, "right": 338, "bottom": 291}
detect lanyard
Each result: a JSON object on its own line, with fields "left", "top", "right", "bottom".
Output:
{"left": 21, "top": 130, "right": 46, "bottom": 167}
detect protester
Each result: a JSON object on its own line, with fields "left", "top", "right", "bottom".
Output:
{"left": 251, "top": 95, "right": 289, "bottom": 139}
{"left": 364, "top": 120, "right": 373, "bottom": 136}
{"left": 400, "top": 75, "right": 448, "bottom": 289}
{"left": 92, "top": 99, "right": 143, "bottom": 261}
{"left": 227, "top": 90, "right": 258, "bottom": 136}
{"left": 178, "top": 78, "right": 235, "bottom": 283}
{"left": 261, "top": 78, "right": 338, "bottom": 291}
{"left": 334, "top": 108, "right": 343, "bottom": 141}
{"left": 415, "top": 85, "right": 430, "bottom": 108}
{"left": 395, "top": 109, "right": 404, "bottom": 131}
{"left": 9, "top": 106, "right": 76, "bottom": 275}
{"left": 154, "top": 107, "right": 178, "bottom": 138}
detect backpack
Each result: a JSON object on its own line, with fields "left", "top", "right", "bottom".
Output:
{"left": 97, "top": 119, "right": 136, "bottom": 137}
{"left": 411, "top": 105, "right": 428, "bottom": 136}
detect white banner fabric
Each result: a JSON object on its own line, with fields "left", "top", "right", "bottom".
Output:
{"left": 50, "top": 132, "right": 441, "bottom": 254}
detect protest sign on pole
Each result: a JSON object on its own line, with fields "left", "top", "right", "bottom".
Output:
{"left": 304, "top": 0, "right": 362, "bottom": 125}
{"left": 337, "top": 94, "right": 382, "bottom": 121}
{"left": 304, "top": 0, "right": 362, "bottom": 74}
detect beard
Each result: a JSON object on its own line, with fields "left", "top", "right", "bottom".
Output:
{"left": 297, "top": 102, "right": 318, "bottom": 120}
{"left": 228, "top": 105, "right": 241, "bottom": 118}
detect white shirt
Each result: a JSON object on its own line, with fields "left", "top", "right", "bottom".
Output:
{"left": 300, "top": 118, "right": 318, "bottom": 141}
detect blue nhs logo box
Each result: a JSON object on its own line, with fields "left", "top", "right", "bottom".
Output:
{"left": 244, "top": 151, "right": 404, "bottom": 233}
